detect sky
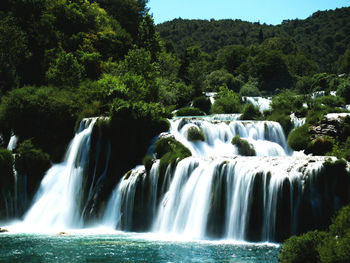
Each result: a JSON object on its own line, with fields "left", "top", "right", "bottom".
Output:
{"left": 148, "top": 0, "right": 350, "bottom": 25}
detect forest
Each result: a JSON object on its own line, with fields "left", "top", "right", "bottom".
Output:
{"left": 0, "top": 1, "right": 350, "bottom": 262}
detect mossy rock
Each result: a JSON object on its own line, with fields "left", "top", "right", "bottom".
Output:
{"left": 305, "top": 136, "right": 334, "bottom": 155}
{"left": 231, "top": 135, "right": 256, "bottom": 156}
{"left": 154, "top": 137, "right": 191, "bottom": 176}
{"left": 186, "top": 126, "right": 205, "bottom": 142}
{"left": 142, "top": 155, "right": 155, "bottom": 172}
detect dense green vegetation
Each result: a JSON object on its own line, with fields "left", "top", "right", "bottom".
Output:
{"left": 0, "top": 1, "right": 350, "bottom": 256}
{"left": 279, "top": 204, "right": 350, "bottom": 263}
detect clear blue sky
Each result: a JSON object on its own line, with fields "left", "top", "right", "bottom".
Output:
{"left": 148, "top": 0, "right": 350, "bottom": 25}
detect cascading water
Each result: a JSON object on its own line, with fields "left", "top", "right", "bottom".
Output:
{"left": 169, "top": 118, "right": 291, "bottom": 157}
{"left": 22, "top": 118, "right": 97, "bottom": 230}
{"left": 103, "top": 116, "right": 350, "bottom": 242}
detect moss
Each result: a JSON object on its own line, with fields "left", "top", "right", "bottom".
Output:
{"left": 187, "top": 126, "right": 205, "bottom": 142}
{"left": 175, "top": 107, "right": 205, "bottom": 116}
{"left": 155, "top": 137, "right": 191, "bottom": 176}
{"left": 231, "top": 135, "right": 256, "bottom": 156}
{"left": 287, "top": 124, "right": 310, "bottom": 151}
{"left": 305, "top": 136, "right": 334, "bottom": 156}
{"left": 142, "top": 155, "right": 154, "bottom": 172}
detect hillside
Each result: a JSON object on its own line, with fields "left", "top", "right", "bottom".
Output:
{"left": 157, "top": 7, "right": 350, "bottom": 72}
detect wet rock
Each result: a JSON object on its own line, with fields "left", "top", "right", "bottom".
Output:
{"left": 0, "top": 228, "right": 9, "bottom": 233}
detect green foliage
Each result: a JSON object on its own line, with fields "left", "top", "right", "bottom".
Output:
{"left": 337, "top": 79, "right": 350, "bottom": 104}
{"left": 154, "top": 137, "right": 191, "bottom": 176}
{"left": 15, "top": 140, "right": 51, "bottom": 195}
{"left": 115, "top": 48, "right": 159, "bottom": 102}
{"left": 204, "top": 69, "right": 243, "bottom": 92}
{"left": 280, "top": 204, "right": 350, "bottom": 263}
{"left": 0, "top": 148, "right": 14, "bottom": 189}
{"left": 142, "top": 155, "right": 154, "bottom": 172}
{"left": 305, "top": 136, "right": 334, "bottom": 156}
{"left": 158, "top": 80, "right": 194, "bottom": 107}
{"left": 231, "top": 135, "right": 256, "bottom": 156}
{"left": 279, "top": 230, "right": 327, "bottom": 263}
{"left": 176, "top": 107, "right": 205, "bottom": 117}
{"left": 210, "top": 86, "right": 241, "bottom": 114}
{"left": 0, "top": 14, "right": 29, "bottom": 94}
{"left": 186, "top": 126, "right": 205, "bottom": 142}
{"left": 46, "top": 50, "right": 85, "bottom": 87}
{"left": 0, "top": 86, "right": 84, "bottom": 161}
{"left": 239, "top": 79, "right": 261, "bottom": 96}
{"left": 192, "top": 96, "right": 211, "bottom": 114}
{"left": 287, "top": 124, "right": 310, "bottom": 151}
{"left": 241, "top": 103, "right": 262, "bottom": 120}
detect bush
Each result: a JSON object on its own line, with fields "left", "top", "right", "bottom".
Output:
{"left": 287, "top": 124, "right": 310, "bottom": 151}
{"left": 231, "top": 135, "right": 256, "bottom": 156}
{"left": 15, "top": 140, "right": 51, "bottom": 195}
{"left": 305, "top": 136, "right": 334, "bottom": 156}
{"left": 319, "top": 205, "right": 350, "bottom": 263}
{"left": 192, "top": 96, "right": 211, "bottom": 114}
{"left": 154, "top": 137, "right": 191, "bottom": 176}
{"left": 187, "top": 126, "right": 205, "bottom": 141}
{"left": 210, "top": 86, "right": 241, "bottom": 114}
{"left": 175, "top": 107, "right": 205, "bottom": 116}
{"left": 0, "top": 86, "right": 84, "bottom": 161}
{"left": 239, "top": 80, "right": 261, "bottom": 96}
{"left": 279, "top": 230, "right": 327, "bottom": 263}
{"left": 241, "top": 103, "right": 262, "bottom": 120}
{"left": 337, "top": 79, "right": 350, "bottom": 104}
{"left": 316, "top": 95, "right": 345, "bottom": 108}
{"left": 0, "top": 148, "right": 14, "bottom": 189}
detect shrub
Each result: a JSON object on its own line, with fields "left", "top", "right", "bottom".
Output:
{"left": 337, "top": 79, "right": 350, "bottom": 104}
{"left": 231, "top": 135, "right": 256, "bottom": 156}
{"left": 187, "top": 126, "right": 205, "bottom": 141}
{"left": 315, "top": 95, "right": 345, "bottom": 108}
{"left": 287, "top": 124, "right": 310, "bottom": 151}
{"left": 305, "top": 136, "right": 334, "bottom": 156}
{"left": 0, "top": 148, "right": 14, "bottom": 189}
{"left": 15, "top": 140, "right": 51, "bottom": 195}
{"left": 241, "top": 103, "right": 262, "bottom": 120}
{"left": 175, "top": 107, "right": 205, "bottom": 116}
{"left": 192, "top": 96, "right": 211, "bottom": 114}
{"left": 279, "top": 230, "right": 326, "bottom": 263}
{"left": 210, "top": 86, "right": 241, "bottom": 114}
{"left": 239, "top": 80, "right": 261, "bottom": 96}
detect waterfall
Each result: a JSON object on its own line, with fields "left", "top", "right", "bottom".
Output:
{"left": 244, "top": 97, "right": 272, "bottom": 112}
{"left": 151, "top": 156, "right": 347, "bottom": 241}
{"left": 22, "top": 118, "right": 97, "bottom": 229}
{"left": 168, "top": 118, "right": 291, "bottom": 157}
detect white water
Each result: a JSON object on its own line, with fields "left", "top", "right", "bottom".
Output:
{"left": 152, "top": 156, "right": 330, "bottom": 241}
{"left": 22, "top": 118, "right": 97, "bottom": 230}
{"left": 244, "top": 97, "right": 272, "bottom": 112}
{"left": 169, "top": 118, "right": 291, "bottom": 157}
{"left": 7, "top": 133, "right": 18, "bottom": 151}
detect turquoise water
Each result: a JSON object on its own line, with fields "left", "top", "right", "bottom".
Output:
{"left": 0, "top": 232, "right": 279, "bottom": 262}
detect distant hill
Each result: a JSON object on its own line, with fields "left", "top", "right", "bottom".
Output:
{"left": 156, "top": 7, "right": 350, "bottom": 72}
